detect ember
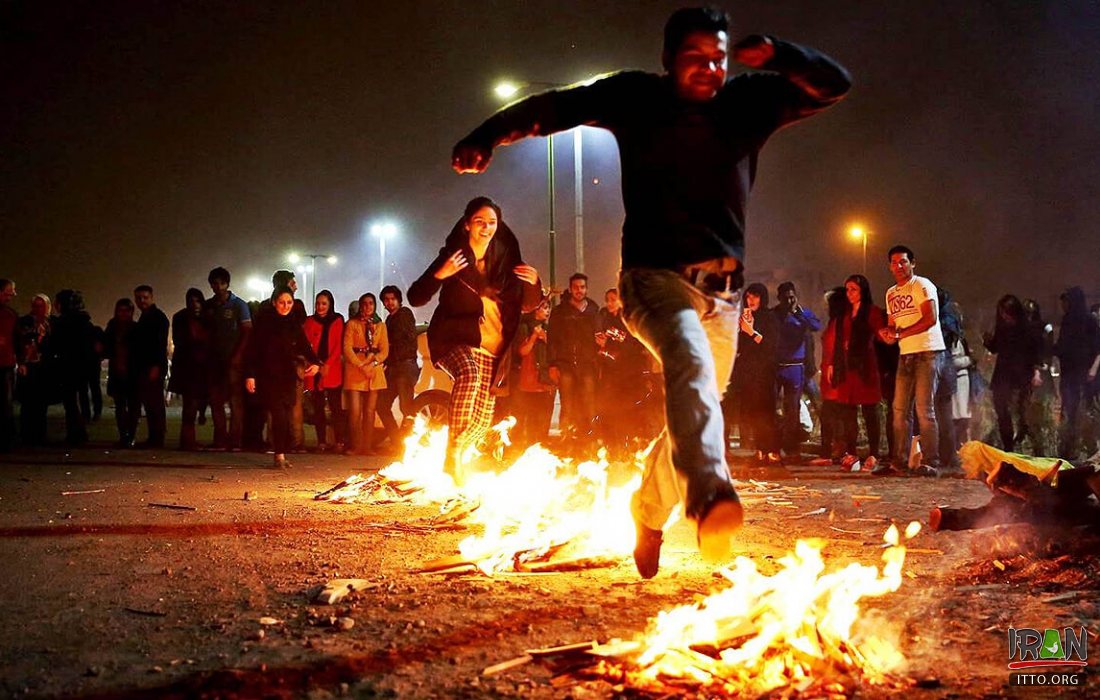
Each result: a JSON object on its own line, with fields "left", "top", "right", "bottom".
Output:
{"left": 317, "top": 417, "right": 643, "bottom": 575}
{"left": 575, "top": 522, "right": 922, "bottom": 696}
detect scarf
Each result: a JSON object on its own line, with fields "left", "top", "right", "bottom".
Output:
{"left": 313, "top": 312, "right": 341, "bottom": 362}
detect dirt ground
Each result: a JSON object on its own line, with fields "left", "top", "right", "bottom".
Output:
{"left": 0, "top": 416, "right": 1097, "bottom": 699}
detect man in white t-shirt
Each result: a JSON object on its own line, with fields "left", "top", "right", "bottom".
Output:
{"left": 876, "top": 245, "right": 945, "bottom": 476}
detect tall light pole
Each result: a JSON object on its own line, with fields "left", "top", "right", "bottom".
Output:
{"left": 848, "top": 225, "right": 868, "bottom": 276}
{"left": 494, "top": 79, "right": 590, "bottom": 291}
{"left": 288, "top": 252, "right": 338, "bottom": 302}
{"left": 370, "top": 222, "right": 398, "bottom": 292}
{"left": 573, "top": 128, "right": 584, "bottom": 274}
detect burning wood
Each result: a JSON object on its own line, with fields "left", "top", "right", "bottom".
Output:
{"left": 317, "top": 416, "right": 642, "bottom": 575}
{"left": 484, "top": 524, "right": 922, "bottom": 696}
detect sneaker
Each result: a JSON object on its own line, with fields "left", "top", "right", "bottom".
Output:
{"left": 909, "top": 464, "right": 938, "bottom": 478}
{"left": 696, "top": 495, "right": 744, "bottom": 565}
{"left": 839, "top": 454, "right": 859, "bottom": 470}
{"left": 864, "top": 455, "right": 878, "bottom": 472}
{"left": 633, "top": 518, "right": 663, "bottom": 579}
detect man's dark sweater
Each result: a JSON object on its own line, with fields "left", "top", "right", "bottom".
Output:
{"left": 457, "top": 37, "right": 850, "bottom": 270}
{"left": 385, "top": 306, "right": 418, "bottom": 366}
{"left": 133, "top": 305, "right": 169, "bottom": 374}
{"left": 548, "top": 298, "right": 599, "bottom": 370}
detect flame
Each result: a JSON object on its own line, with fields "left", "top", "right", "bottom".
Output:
{"left": 591, "top": 523, "right": 920, "bottom": 695}
{"left": 319, "top": 416, "right": 641, "bottom": 574}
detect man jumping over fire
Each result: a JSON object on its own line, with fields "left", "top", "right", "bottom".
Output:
{"left": 452, "top": 7, "right": 850, "bottom": 577}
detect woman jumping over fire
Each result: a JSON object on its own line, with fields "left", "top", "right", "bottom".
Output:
{"left": 408, "top": 196, "right": 542, "bottom": 484}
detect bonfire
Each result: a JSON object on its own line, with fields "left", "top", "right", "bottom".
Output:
{"left": 577, "top": 522, "right": 920, "bottom": 696}
{"left": 320, "top": 419, "right": 925, "bottom": 695}
{"left": 316, "top": 417, "right": 643, "bottom": 574}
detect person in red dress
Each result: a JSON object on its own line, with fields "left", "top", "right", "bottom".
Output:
{"left": 823, "top": 274, "right": 886, "bottom": 467}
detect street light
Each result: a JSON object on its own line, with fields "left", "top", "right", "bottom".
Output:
{"left": 370, "top": 222, "right": 398, "bottom": 292}
{"left": 848, "top": 225, "right": 868, "bottom": 275}
{"left": 493, "top": 79, "right": 589, "bottom": 291}
{"left": 287, "top": 252, "right": 338, "bottom": 302}
{"left": 245, "top": 275, "right": 268, "bottom": 302}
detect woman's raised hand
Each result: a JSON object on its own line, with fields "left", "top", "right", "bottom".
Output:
{"left": 513, "top": 264, "right": 539, "bottom": 285}
{"left": 434, "top": 250, "right": 468, "bottom": 280}
{"left": 739, "top": 309, "right": 755, "bottom": 335}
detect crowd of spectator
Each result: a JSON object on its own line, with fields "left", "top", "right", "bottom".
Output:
{"left": 2, "top": 245, "right": 1098, "bottom": 473}
{"left": 0, "top": 263, "right": 662, "bottom": 467}
{"left": 0, "top": 270, "right": 423, "bottom": 468}
{"left": 722, "top": 245, "right": 1100, "bottom": 475}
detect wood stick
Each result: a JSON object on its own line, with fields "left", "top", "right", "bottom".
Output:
{"left": 1042, "top": 590, "right": 1098, "bottom": 604}
{"left": 61, "top": 488, "right": 106, "bottom": 496}
{"left": 313, "top": 474, "right": 368, "bottom": 500}
{"left": 515, "top": 556, "right": 618, "bottom": 573}
{"left": 482, "top": 654, "right": 533, "bottom": 676}
{"left": 148, "top": 503, "right": 197, "bottom": 511}
{"left": 415, "top": 554, "right": 478, "bottom": 573}
{"left": 124, "top": 607, "right": 167, "bottom": 617}
{"left": 526, "top": 641, "right": 596, "bottom": 657}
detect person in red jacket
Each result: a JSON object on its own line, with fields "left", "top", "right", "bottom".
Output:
{"left": 824, "top": 274, "right": 886, "bottom": 467}
{"left": 302, "top": 289, "right": 345, "bottom": 452}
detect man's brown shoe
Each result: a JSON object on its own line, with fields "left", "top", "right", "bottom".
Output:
{"left": 633, "top": 519, "right": 663, "bottom": 579}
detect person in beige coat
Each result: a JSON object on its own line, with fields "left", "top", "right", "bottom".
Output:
{"left": 343, "top": 292, "right": 388, "bottom": 455}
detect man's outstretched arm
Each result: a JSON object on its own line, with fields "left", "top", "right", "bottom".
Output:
{"left": 452, "top": 72, "right": 641, "bottom": 173}
{"left": 732, "top": 34, "right": 852, "bottom": 126}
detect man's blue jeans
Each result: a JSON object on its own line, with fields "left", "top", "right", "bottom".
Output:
{"left": 776, "top": 364, "right": 805, "bottom": 454}
{"left": 892, "top": 350, "right": 940, "bottom": 467}
{"left": 620, "top": 268, "right": 740, "bottom": 531}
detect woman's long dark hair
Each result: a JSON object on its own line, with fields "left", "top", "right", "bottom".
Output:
{"left": 464, "top": 195, "right": 502, "bottom": 223}
{"left": 843, "top": 274, "right": 874, "bottom": 380}
{"left": 314, "top": 289, "right": 337, "bottom": 320}
{"left": 826, "top": 286, "right": 849, "bottom": 386}
{"left": 744, "top": 282, "right": 770, "bottom": 311}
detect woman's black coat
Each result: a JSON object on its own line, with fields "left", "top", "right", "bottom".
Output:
{"left": 245, "top": 312, "right": 319, "bottom": 408}
{"left": 407, "top": 218, "right": 541, "bottom": 389}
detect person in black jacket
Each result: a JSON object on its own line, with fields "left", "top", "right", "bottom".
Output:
{"left": 15, "top": 293, "right": 54, "bottom": 446}
{"left": 982, "top": 295, "right": 1041, "bottom": 453}
{"left": 245, "top": 287, "right": 320, "bottom": 469}
{"left": 407, "top": 197, "right": 541, "bottom": 483}
{"left": 377, "top": 284, "right": 420, "bottom": 448}
{"left": 734, "top": 283, "right": 780, "bottom": 463}
{"left": 1054, "top": 286, "right": 1100, "bottom": 459}
{"left": 103, "top": 297, "right": 139, "bottom": 447}
{"left": 132, "top": 285, "right": 170, "bottom": 448}
{"left": 452, "top": 7, "right": 850, "bottom": 578}
{"left": 170, "top": 288, "right": 210, "bottom": 451}
{"left": 547, "top": 273, "right": 600, "bottom": 443}
{"left": 52, "top": 289, "right": 97, "bottom": 446}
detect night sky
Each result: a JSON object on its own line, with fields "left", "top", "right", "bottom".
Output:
{"left": 3, "top": 1, "right": 1098, "bottom": 330}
